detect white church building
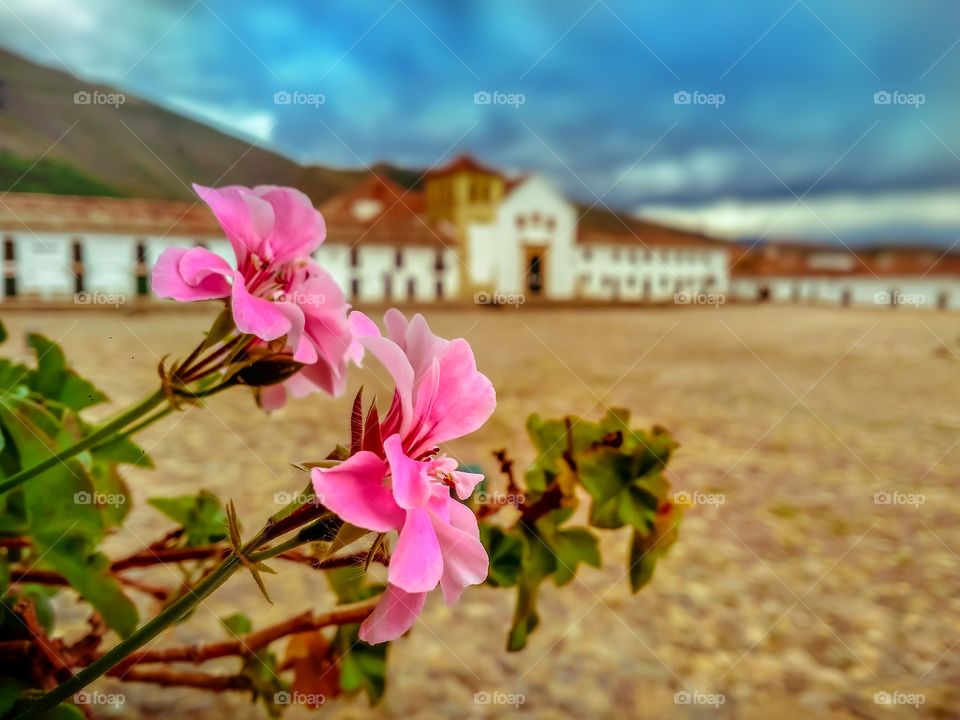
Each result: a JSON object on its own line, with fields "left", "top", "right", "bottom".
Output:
{"left": 0, "top": 154, "right": 956, "bottom": 310}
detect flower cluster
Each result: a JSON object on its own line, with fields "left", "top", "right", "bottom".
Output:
{"left": 313, "top": 310, "right": 496, "bottom": 642}
{"left": 152, "top": 184, "right": 356, "bottom": 407}
{"left": 152, "top": 185, "right": 496, "bottom": 643}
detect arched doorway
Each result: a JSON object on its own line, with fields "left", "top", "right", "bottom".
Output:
{"left": 524, "top": 246, "right": 546, "bottom": 296}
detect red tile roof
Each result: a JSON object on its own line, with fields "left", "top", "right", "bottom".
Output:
{"left": 0, "top": 193, "right": 221, "bottom": 236}
{"left": 425, "top": 153, "right": 503, "bottom": 179}
{"left": 733, "top": 244, "right": 960, "bottom": 278}
{"left": 319, "top": 174, "right": 452, "bottom": 248}
{"left": 576, "top": 206, "right": 728, "bottom": 249}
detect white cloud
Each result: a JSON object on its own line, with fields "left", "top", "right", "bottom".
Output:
{"left": 166, "top": 95, "right": 275, "bottom": 143}
{"left": 611, "top": 150, "right": 740, "bottom": 197}
{"left": 638, "top": 190, "right": 960, "bottom": 241}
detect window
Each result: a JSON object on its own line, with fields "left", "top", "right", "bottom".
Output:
{"left": 71, "top": 239, "right": 83, "bottom": 263}
{"left": 434, "top": 249, "right": 445, "bottom": 271}
{"left": 135, "top": 241, "right": 147, "bottom": 264}
{"left": 628, "top": 249, "right": 637, "bottom": 263}
{"left": 516, "top": 215, "right": 526, "bottom": 229}
{"left": 583, "top": 247, "right": 593, "bottom": 261}
{"left": 350, "top": 278, "right": 361, "bottom": 299}
{"left": 532, "top": 211, "right": 541, "bottom": 225}
{"left": 3, "top": 236, "right": 14, "bottom": 262}
{"left": 545, "top": 217, "right": 555, "bottom": 231}
{"left": 612, "top": 248, "right": 621, "bottom": 262}
{"left": 350, "top": 247, "right": 360, "bottom": 268}
{"left": 406, "top": 277, "right": 417, "bottom": 301}
{"left": 4, "top": 276, "right": 15, "bottom": 298}
{"left": 395, "top": 249, "right": 403, "bottom": 269}
{"left": 383, "top": 274, "right": 393, "bottom": 301}
{"left": 75, "top": 272, "right": 84, "bottom": 295}
{"left": 136, "top": 274, "right": 149, "bottom": 297}
{"left": 435, "top": 279, "right": 444, "bottom": 300}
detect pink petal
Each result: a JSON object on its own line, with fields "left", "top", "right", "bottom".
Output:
{"left": 348, "top": 311, "right": 381, "bottom": 343}
{"left": 257, "top": 186, "right": 325, "bottom": 264}
{"left": 274, "top": 302, "right": 313, "bottom": 364}
{"left": 151, "top": 247, "right": 231, "bottom": 301}
{"left": 310, "top": 452, "right": 403, "bottom": 533}
{"left": 383, "top": 434, "right": 431, "bottom": 510}
{"left": 389, "top": 507, "right": 443, "bottom": 593}
{"left": 359, "top": 335, "right": 415, "bottom": 426}
{"left": 286, "top": 360, "right": 340, "bottom": 399}
{"left": 433, "top": 498, "right": 488, "bottom": 604}
{"left": 193, "top": 184, "right": 275, "bottom": 267}
{"left": 401, "top": 313, "right": 449, "bottom": 380}
{"left": 408, "top": 339, "right": 496, "bottom": 453}
{"left": 358, "top": 585, "right": 426, "bottom": 644}
{"left": 383, "top": 307, "right": 409, "bottom": 345}
{"left": 177, "top": 246, "right": 234, "bottom": 282}
{"left": 230, "top": 272, "right": 291, "bottom": 341}
{"left": 450, "top": 469, "right": 485, "bottom": 501}
{"left": 259, "top": 384, "right": 287, "bottom": 412}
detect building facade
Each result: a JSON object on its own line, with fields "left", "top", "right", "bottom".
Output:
{"left": 0, "top": 154, "right": 731, "bottom": 305}
{"left": 4, "top": 155, "right": 956, "bottom": 310}
{"left": 729, "top": 243, "right": 960, "bottom": 311}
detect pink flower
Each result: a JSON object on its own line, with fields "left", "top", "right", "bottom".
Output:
{"left": 312, "top": 310, "right": 496, "bottom": 643}
{"left": 151, "top": 184, "right": 355, "bottom": 404}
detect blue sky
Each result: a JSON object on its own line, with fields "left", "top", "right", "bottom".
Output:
{"left": 2, "top": 0, "right": 960, "bottom": 244}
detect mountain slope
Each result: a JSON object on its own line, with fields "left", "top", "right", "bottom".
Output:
{"left": 0, "top": 49, "right": 367, "bottom": 202}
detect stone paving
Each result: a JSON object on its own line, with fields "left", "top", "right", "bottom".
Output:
{"left": 3, "top": 305, "right": 957, "bottom": 719}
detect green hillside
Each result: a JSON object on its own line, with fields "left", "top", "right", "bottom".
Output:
{"left": 0, "top": 149, "right": 124, "bottom": 197}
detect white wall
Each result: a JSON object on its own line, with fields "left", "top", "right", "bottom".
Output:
{"left": 576, "top": 246, "right": 729, "bottom": 301}
{"left": 730, "top": 276, "right": 960, "bottom": 310}
{"left": 468, "top": 176, "right": 578, "bottom": 299}
{"left": 318, "top": 243, "right": 458, "bottom": 303}
{"left": 3, "top": 233, "right": 74, "bottom": 298}
{"left": 82, "top": 234, "right": 138, "bottom": 295}
{"left": 0, "top": 232, "right": 223, "bottom": 301}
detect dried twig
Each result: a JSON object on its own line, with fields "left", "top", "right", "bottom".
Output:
{"left": 110, "top": 596, "right": 379, "bottom": 672}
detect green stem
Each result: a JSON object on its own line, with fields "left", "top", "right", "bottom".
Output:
{"left": 13, "top": 550, "right": 244, "bottom": 720}
{"left": 91, "top": 406, "right": 174, "bottom": 450}
{"left": 17, "top": 502, "right": 337, "bottom": 717}
{"left": 0, "top": 389, "right": 168, "bottom": 496}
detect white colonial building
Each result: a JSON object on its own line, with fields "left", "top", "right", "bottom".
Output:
{"left": 0, "top": 154, "right": 731, "bottom": 306}
{"left": 2, "top": 154, "right": 956, "bottom": 310}
{"left": 729, "top": 243, "right": 960, "bottom": 311}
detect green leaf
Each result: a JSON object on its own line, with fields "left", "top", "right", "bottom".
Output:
{"left": 480, "top": 524, "right": 524, "bottom": 588}
{"left": 0, "top": 321, "right": 7, "bottom": 345}
{"left": 0, "top": 359, "right": 29, "bottom": 397}
{"left": 336, "top": 624, "right": 388, "bottom": 704}
{"left": 221, "top": 612, "right": 253, "bottom": 636}
{"left": 0, "top": 676, "right": 23, "bottom": 716}
{"left": 0, "top": 399, "right": 138, "bottom": 637}
{"left": 89, "top": 463, "right": 130, "bottom": 528}
{"left": 148, "top": 491, "right": 228, "bottom": 547}
{"left": 44, "top": 548, "right": 139, "bottom": 637}
{"left": 90, "top": 433, "right": 154, "bottom": 469}
{"left": 506, "top": 531, "right": 555, "bottom": 651}
{"left": 618, "top": 485, "right": 658, "bottom": 533}
{"left": 37, "top": 702, "right": 86, "bottom": 719}
{"left": 628, "top": 502, "right": 682, "bottom": 593}
{"left": 524, "top": 413, "right": 607, "bottom": 492}
{"left": 551, "top": 528, "right": 601, "bottom": 586}
{"left": 25, "top": 334, "right": 107, "bottom": 411}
